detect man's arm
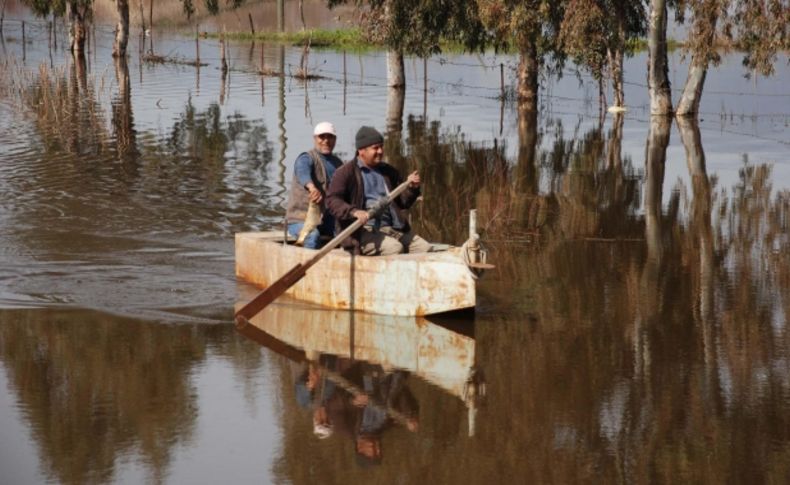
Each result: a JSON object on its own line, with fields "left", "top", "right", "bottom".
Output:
{"left": 294, "top": 152, "right": 322, "bottom": 203}
{"left": 387, "top": 166, "right": 420, "bottom": 209}
{"left": 326, "top": 165, "right": 358, "bottom": 221}
{"left": 327, "top": 165, "right": 370, "bottom": 224}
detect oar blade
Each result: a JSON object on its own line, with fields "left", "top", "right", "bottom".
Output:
{"left": 235, "top": 263, "right": 306, "bottom": 324}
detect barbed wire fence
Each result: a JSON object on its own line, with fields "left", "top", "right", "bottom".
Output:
{"left": 2, "top": 16, "right": 789, "bottom": 146}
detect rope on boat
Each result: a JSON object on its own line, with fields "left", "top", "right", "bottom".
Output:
{"left": 461, "top": 237, "right": 489, "bottom": 280}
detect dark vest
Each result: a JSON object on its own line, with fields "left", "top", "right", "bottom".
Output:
{"left": 285, "top": 150, "right": 342, "bottom": 223}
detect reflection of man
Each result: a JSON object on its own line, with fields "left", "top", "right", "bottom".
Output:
{"left": 294, "top": 355, "right": 419, "bottom": 467}
{"left": 349, "top": 364, "right": 419, "bottom": 466}
{"left": 326, "top": 126, "right": 431, "bottom": 255}
{"left": 294, "top": 354, "right": 337, "bottom": 440}
{"left": 285, "top": 122, "right": 343, "bottom": 249}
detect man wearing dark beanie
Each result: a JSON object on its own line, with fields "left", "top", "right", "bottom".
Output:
{"left": 326, "top": 126, "right": 431, "bottom": 255}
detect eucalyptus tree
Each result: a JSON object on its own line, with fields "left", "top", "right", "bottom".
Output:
{"left": 181, "top": 0, "right": 245, "bottom": 17}
{"left": 673, "top": 0, "right": 788, "bottom": 116}
{"left": 673, "top": 0, "right": 723, "bottom": 116}
{"left": 23, "top": 0, "right": 91, "bottom": 55}
{"left": 330, "top": 0, "right": 488, "bottom": 89}
{"left": 647, "top": 0, "right": 673, "bottom": 115}
{"left": 725, "top": 0, "right": 790, "bottom": 76}
{"left": 559, "top": 0, "right": 646, "bottom": 109}
{"left": 475, "top": 0, "right": 565, "bottom": 111}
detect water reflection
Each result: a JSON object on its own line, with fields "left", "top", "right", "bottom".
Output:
{"left": 2, "top": 31, "right": 790, "bottom": 480}
{"left": 111, "top": 56, "right": 138, "bottom": 168}
{"left": 236, "top": 302, "right": 483, "bottom": 474}
{"left": 0, "top": 310, "right": 205, "bottom": 482}
{"left": 1, "top": 60, "right": 280, "bottom": 316}
{"left": 464, "top": 116, "right": 790, "bottom": 482}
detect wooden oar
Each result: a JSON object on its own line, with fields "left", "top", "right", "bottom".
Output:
{"left": 235, "top": 179, "right": 413, "bottom": 325}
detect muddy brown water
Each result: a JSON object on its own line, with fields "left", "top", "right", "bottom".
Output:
{"left": 1, "top": 18, "right": 790, "bottom": 484}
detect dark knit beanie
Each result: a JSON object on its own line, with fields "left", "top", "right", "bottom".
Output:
{"left": 355, "top": 126, "right": 384, "bottom": 150}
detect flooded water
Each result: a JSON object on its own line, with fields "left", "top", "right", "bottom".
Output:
{"left": 1, "top": 13, "right": 790, "bottom": 484}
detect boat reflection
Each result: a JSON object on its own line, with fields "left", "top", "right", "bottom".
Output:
{"left": 235, "top": 302, "right": 484, "bottom": 451}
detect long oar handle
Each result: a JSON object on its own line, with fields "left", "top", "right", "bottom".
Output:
{"left": 234, "top": 179, "right": 414, "bottom": 324}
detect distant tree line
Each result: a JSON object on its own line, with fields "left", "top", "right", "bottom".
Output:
{"left": 23, "top": 0, "right": 789, "bottom": 117}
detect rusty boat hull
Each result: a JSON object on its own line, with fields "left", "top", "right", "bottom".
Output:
{"left": 235, "top": 231, "right": 476, "bottom": 316}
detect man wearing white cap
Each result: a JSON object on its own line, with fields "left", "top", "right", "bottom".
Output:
{"left": 284, "top": 122, "right": 344, "bottom": 249}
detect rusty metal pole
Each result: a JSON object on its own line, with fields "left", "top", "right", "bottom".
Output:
{"left": 468, "top": 209, "right": 479, "bottom": 265}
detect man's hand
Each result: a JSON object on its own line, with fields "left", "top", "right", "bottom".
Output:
{"left": 306, "top": 183, "right": 322, "bottom": 203}
{"left": 407, "top": 171, "right": 420, "bottom": 188}
{"left": 353, "top": 210, "right": 369, "bottom": 224}
{"left": 352, "top": 394, "right": 369, "bottom": 407}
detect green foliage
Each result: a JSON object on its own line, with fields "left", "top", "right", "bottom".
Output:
{"left": 22, "top": 0, "right": 75, "bottom": 17}
{"left": 181, "top": 0, "right": 244, "bottom": 19}
{"left": 674, "top": 0, "right": 788, "bottom": 76}
{"left": 559, "top": 0, "right": 646, "bottom": 80}
{"left": 327, "top": 0, "right": 489, "bottom": 57}
{"left": 725, "top": 0, "right": 790, "bottom": 76}
{"left": 218, "top": 28, "right": 375, "bottom": 50}
{"left": 476, "top": 0, "right": 565, "bottom": 62}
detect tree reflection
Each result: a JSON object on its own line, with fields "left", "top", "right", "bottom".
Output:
{"left": 146, "top": 98, "right": 276, "bottom": 222}
{"left": 17, "top": 64, "right": 277, "bottom": 240}
{"left": 468, "top": 116, "right": 790, "bottom": 482}
{"left": 28, "top": 53, "right": 108, "bottom": 157}
{"left": 377, "top": 113, "right": 790, "bottom": 481}
{"left": 0, "top": 310, "right": 204, "bottom": 484}
{"left": 111, "top": 56, "right": 138, "bottom": 172}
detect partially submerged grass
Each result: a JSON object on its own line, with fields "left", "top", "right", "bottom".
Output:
{"left": 218, "top": 28, "right": 371, "bottom": 51}
{"left": 142, "top": 53, "right": 207, "bottom": 67}
{"left": 209, "top": 26, "right": 686, "bottom": 55}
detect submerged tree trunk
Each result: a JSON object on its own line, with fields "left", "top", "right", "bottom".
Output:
{"left": 606, "top": 10, "right": 627, "bottom": 109}
{"left": 386, "top": 87, "right": 405, "bottom": 134}
{"left": 67, "top": 2, "right": 89, "bottom": 55}
{"left": 613, "top": 13, "right": 626, "bottom": 108}
{"left": 113, "top": 0, "right": 130, "bottom": 58}
{"left": 676, "top": 63, "right": 707, "bottom": 116}
{"left": 647, "top": 0, "right": 673, "bottom": 115}
{"left": 517, "top": 43, "right": 539, "bottom": 112}
{"left": 676, "top": 116, "right": 716, "bottom": 375}
{"left": 112, "top": 55, "right": 138, "bottom": 163}
{"left": 384, "top": 87, "right": 405, "bottom": 169}
{"left": 515, "top": 104, "right": 539, "bottom": 195}
{"left": 606, "top": 114, "right": 626, "bottom": 208}
{"left": 644, "top": 116, "right": 670, "bottom": 262}
{"left": 612, "top": 48, "right": 625, "bottom": 107}
{"left": 386, "top": 50, "right": 405, "bottom": 88}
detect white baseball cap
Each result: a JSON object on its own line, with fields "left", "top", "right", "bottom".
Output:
{"left": 313, "top": 122, "right": 336, "bottom": 136}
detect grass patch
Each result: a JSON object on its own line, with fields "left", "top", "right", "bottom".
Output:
{"left": 199, "top": 27, "right": 687, "bottom": 56}
{"left": 214, "top": 28, "right": 374, "bottom": 51}
{"left": 142, "top": 53, "right": 207, "bottom": 67}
